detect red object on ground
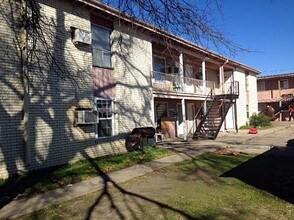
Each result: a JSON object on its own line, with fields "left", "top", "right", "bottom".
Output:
{"left": 248, "top": 128, "right": 258, "bottom": 134}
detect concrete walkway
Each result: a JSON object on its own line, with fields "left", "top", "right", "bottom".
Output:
{"left": 1, "top": 122, "right": 293, "bottom": 219}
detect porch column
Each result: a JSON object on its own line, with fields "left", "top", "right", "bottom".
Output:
{"left": 279, "top": 101, "right": 282, "bottom": 121}
{"left": 151, "top": 97, "right": 155, "bottom": 126}
{"left": 202, "top": 59, "right": 207, "bottom": 113}
{"left": 219, "top": 65, "right": 224, "bottom": 94}
{"left": 234, "top": 100, "right": 238, "bottom": 133}
{"left": 181, "top": 98, "right": 187, "bottom": 141}
{"left": 179, "top": 52, "right": 184, "bottom": 91}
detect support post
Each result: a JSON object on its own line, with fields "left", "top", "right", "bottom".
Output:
{"left": 179, "top": 52, "right": 184, "bottom": 91}
{"left": 202, "top": 59, "right": 207, "bottom": 113}
{"left": 181, "top": 99, "right": 187, "bottom": 141}
{"left": 279, "top": 101, "right": 282, "bottom": 121}
{"left": 234, "top": 100, "right": 238, "bottom": 133}
{"left": 219, "top": 65, "right": 224, "bottom": 94}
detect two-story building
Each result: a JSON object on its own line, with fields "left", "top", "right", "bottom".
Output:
{"left": 257, "top": 73, "right": 294, "bottom": 120}
{"left": 0, "top": 0, "right": 260, "bottom": 178}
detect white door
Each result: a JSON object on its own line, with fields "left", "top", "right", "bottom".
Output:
{"left": 177, "top": 103, "right": 184, "bottom": 137}
{"left": 187, "top": 103, "right": 195, "bottom": 134}
{"left": 225, "top": 105, "right": 234, "bottom": 129}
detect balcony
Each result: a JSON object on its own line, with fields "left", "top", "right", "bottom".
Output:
{"left": 258, "top": 88, "right": 294, "bottom": 103}
{"left": 152, "top": 71, "right": 214, "bottom": 95}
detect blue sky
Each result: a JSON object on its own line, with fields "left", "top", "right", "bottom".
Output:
{"left": 219, "top": 0, "right": 294, "bottom": 76}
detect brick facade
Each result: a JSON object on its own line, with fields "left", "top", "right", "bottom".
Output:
{"left": 0, "top": 0, "right": 154, "bottom": 178}
{"left": 0, "top": 0, "right": 26, "bottom": 178}
{"left": 0, "top": 0, "right": 259, "bottom": 178}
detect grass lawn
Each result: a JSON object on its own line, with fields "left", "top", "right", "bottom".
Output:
{"left": 0, "top": 147, "right": 173, "bottom": 200}
{"left": 17, "top": 152, "right": 294, "bottom": 220}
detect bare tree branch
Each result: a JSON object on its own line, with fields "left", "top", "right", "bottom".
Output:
{"left": 103, "top": 0, "right": 247, "bottom": 56}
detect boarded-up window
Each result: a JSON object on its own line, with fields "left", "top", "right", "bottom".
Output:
{"left": 93, "top": 67, "right": 115, "bottom": 98}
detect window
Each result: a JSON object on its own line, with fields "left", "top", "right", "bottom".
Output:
{"left": 95, "top": 98, "right": 114, "bottom": 138}
{"left": 153, "top": 56, "right": 166, "bottom": 73}
{"left": 279, "top": 79, "right": 289, "bottom": 89}
{"left": 92, "top": 24, "right": 112, "bottom": 68}
{"left": 260, "top": 81, "right": 265, "bottom": 91}
{"left": 245, "top": 72, "right": 249, "bottom": 92}
{"left": 153, "top": 56, "right": 166, "bottom": 82}
{"left": 246, "top": 105, "right": 249, "bottom": 118}
{"left": 155, "top": 102, "right": 168, "bottom": 125}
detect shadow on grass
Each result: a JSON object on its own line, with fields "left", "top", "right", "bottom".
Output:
{"left": 221, "top": 139, "right": 294, "bottom": 204}
{"left": 82, "top": 152, "right": 201, "bottom": 220}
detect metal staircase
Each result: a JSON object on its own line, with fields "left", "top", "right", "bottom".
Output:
{"left": 274, "top": 95, "right": 294, "bottom": 114}
{"left": 193, "top": 82, "right": 239, "bottom": 140}
{"left": 272, "top": 95, "right": 294, "bottom": 120}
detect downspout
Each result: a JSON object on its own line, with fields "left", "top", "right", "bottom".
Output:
{"left": 20, "top": 0, "right": 31, "bottom": 166}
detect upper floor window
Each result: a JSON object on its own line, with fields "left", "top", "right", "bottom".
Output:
{"left": 259, "top": 81, "right": 265, "bottom": 91}
{"left": 245, "top": 72, "right": 249, "bottom": 92}
{"left": 279, "top": 79, "right": 289, "bottom": 89}
{"left": 153, "top": 55, "right": 166, "bottom": 73}
{"left": 92, "top": 24, "right": 112, "bottom": 68}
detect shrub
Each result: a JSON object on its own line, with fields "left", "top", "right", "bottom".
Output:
{"left": 249, "top": 113, "right": 271, "bottom": 127}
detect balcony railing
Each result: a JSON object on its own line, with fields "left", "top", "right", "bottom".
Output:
{"left": 215, "top": 82, "right": 239, "bottom": 96}
{"left": 152, "top": 71, "right": 214, "bottom": 95}
{"left": 258, "top": 88, "right": 294, "bottom": 101}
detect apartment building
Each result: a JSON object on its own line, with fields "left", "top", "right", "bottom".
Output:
{"left": 0, "top": 0, "right": 260, "bottom": 178}
{"left": 257, "top": 73, "right": 294, "bottom": 120}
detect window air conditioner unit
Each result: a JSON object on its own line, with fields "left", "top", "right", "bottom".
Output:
{"left": 72, "top": 28, "right": 91, "bottom": 45}
{"left": 76, "top": 110, "right": 97, "bottom": 125}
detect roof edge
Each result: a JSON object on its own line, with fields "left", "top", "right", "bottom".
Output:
{"left": 78, "top": 0, "right": 261, "bottom": 74}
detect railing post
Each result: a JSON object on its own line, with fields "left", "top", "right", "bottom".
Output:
{"left": 179, "top": 52, "right": 184, "bottom": 92}
{"left": 202, "top": 59, "right": 207, "bottom": 113}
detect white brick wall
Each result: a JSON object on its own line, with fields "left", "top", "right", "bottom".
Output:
{"left": 0, "top": 0, "right": 25, "bottom": 178}
{"left": 0, "top": 0, "right": 156, "bottom": 178}
{"left": 234, "top": 69, "right": 248, "bottom": 127}
{"left": 112, "top": 24, "right": 154, "bottom": 135}
{"left": 248, "top": 73, "right": 258, "bottom": 115}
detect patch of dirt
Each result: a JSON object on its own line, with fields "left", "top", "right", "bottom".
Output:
{"left": 212, "top": 148, "right": 241, "bottom": 156}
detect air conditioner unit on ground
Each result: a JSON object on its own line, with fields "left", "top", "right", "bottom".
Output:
{"left": 76, "top": 110, "right": 97, "bottom": 125}
{"left": 72, "top": 28, "right": 91, "bottom": 45}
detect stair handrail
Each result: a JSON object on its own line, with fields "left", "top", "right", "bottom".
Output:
{"left": 273, "top": 95, "right": 294, "bottom": 115}
{"left": 192, "top": 88, "right": 214, "bottom": 131}
{"left": 213, "top": 82, "right": 236, "bottom": 139}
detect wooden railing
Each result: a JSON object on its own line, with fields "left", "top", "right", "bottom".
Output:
{"left": 258, "top": 88, "right": 294, "bottom": 101}
{"left": 152, "top": 71, "right": 214, "bottom": 95}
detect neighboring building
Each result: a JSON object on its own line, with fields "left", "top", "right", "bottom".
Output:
{"left": 257, "top": 73, "right": 294, "bottom": 120}
{"left": 0, "top": 0, "right": 260, "bottom": 178}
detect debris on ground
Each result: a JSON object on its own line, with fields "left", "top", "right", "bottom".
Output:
{"left": 212, "top": 148, "right": 241, "bottom": 156}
